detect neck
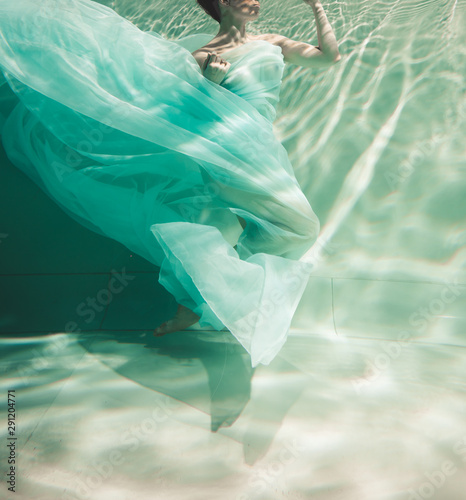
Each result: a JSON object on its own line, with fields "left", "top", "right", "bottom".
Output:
{"left": 216, "top": 16, "right": 248, "bottom": 43}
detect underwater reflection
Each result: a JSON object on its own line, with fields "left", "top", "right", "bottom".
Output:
{"left": 81, "top": 330, "right": 255, "bottom": 432}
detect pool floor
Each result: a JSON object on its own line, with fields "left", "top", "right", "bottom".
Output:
{"left": 1, "top": 327, "right": 465, "bottom": 500}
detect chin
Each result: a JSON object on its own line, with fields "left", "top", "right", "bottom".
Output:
{"left": 240, "top": 5, "right": 260, "bottom": 20}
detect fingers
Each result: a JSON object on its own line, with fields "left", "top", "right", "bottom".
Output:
{"left": 202, "top": 51, "right": 231, "bottom": 83}
{"left": 202, "top": 52, "right": 212, "bottom": 71}
{"left": 205, "top": 52, "right": 230, "bottom": 70}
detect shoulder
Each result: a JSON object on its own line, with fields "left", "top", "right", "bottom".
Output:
{"left": 192, "top": 49, "right": 209, "bottom": 69}
{"left": 248, "top": 33, "right": 290, "bottom": 49}
{"left": 191, "top": 39, "right": 225, "bottom": 68}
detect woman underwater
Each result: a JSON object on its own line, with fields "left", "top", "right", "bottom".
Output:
{"left": 0, "top": 0, "right": 340, "bottom": 366}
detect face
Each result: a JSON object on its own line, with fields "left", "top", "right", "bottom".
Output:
{"left": 220, "top": 0, "right": 260, "bottom": 21}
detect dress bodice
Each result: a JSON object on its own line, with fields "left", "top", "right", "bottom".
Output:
{"left": 219, "top": 40, "right": 285, "bottom": 122}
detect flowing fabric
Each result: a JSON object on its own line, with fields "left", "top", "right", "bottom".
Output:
{"left": 0, "top": 0, "right": 319, "bottom": 366}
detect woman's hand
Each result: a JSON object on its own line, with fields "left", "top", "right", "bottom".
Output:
{"left": 302, "top": 0, "right": 321, "bottom": 5}
{"left": 202, "top": 52, "right": 231, "bottom": 84}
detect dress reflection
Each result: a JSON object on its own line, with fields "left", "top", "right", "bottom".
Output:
{"left": 84, "top": 329, "right": 306, "bottom": 461}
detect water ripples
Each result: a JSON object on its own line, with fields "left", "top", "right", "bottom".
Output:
{"left": 95, "top": 0, "right": 465, "bottom": 283}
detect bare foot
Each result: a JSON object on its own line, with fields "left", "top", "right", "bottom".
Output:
{"left": 154, "top": 305, "right": 200, "bottom": 336}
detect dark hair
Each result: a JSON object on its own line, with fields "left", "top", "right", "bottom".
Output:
{"left": 197, "top": 0, "right": 222, "bottom": 23}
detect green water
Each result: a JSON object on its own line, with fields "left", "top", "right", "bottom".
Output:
{"left": 93, "top": 0, "right": 466, "bottom": 343}
{"left": 103, "top": 0, "right": 466, "bottom": 280}
{"left": 0, "top": 1, "right": 465, "bottom": 499}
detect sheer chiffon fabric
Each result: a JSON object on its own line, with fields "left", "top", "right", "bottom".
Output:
{"left": 0, "top": 0, "right": 319, "bottom": 366}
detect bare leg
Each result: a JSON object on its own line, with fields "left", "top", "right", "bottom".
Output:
{"left": 154, "top": 304, "right": 200, "bottom": 336}
{"left": 155, "top": 218, "right": 244, "bottom": 335}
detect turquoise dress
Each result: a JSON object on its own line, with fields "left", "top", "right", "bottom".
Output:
{"left": 0, "top": 0, "right": 320, "bottom": 367}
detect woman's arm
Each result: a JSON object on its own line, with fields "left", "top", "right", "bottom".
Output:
{"left": 192, "top": 50, "right": 231, "bottom": 84}
{"left": 269, "top": 0, "right": 341, "bottom": 68}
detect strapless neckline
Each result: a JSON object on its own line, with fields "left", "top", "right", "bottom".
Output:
{"left": 217, "top": 39, "right": 285, "bottom": 121}
{"left": 214, "top": 39, "right": 282, "bottom": 59}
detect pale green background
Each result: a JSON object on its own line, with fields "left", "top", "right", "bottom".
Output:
{"left": 1, "top": 0, "right": 464, "bottom": 343}
{"left": 1, "top": 2, "right": 466, "bottom": 500}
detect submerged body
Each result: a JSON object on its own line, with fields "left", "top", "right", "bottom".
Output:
{"left": 0, "top": 0, "right": 340, "bottom": 366}
{"left": 158, "top": 0, "right": 340, "bottom": 334}
{"left": 194, "top": 0, "right": 341, "bottom": 72}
